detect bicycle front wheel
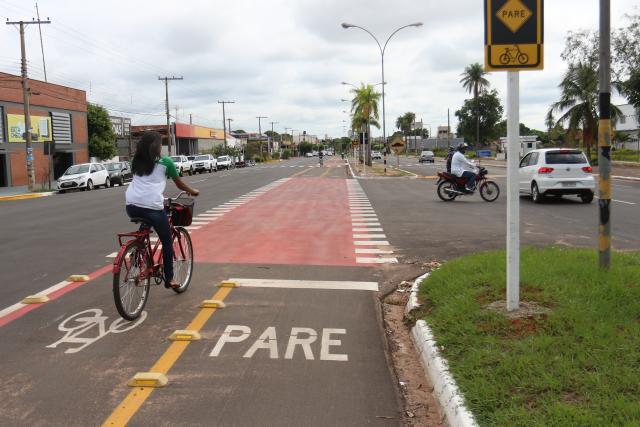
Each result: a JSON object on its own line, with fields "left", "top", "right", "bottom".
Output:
{"left": 171, "top": 227, "right": 193, "bottom": 294}
{"left": 113, "top": 240, "right": 151, "bottom": 320}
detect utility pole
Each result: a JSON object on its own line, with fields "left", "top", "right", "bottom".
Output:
{"left": 158, "top": 76, "right": 183, "bottom": 156}
{"left": 218, "top": 101, "right": 235, "bottom": 150}
{"left": 598, "top": 0, "right": 612, "bottom": 269}
{"left": 447, "top": 108, "right": 451, "bottom": 149}
{"left": 7, "top": 18, "right": 51, "bottom": 192}
{"left": 256, "top": 116, "right": 267, "bottom": 156}
{"left": 269, "top": 121, "right": 278, "bottom": 154}
{"left": 35, "top": 3, "right": 48, "bottom": 82}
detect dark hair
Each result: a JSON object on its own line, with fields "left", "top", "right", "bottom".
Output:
{"left": 132, "top": 131, "right": 162, "bottom": 176}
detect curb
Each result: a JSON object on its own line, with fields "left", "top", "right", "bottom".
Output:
{"left": 345, "top": 159, "right": 360, "bottom": 180}
{"left": 0, "top": 192, "right": 54, "bottom": 201}
{"left": 406, "top": 273, "right": 479, "bottom": 427}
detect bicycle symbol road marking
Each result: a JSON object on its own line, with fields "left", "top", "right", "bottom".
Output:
{"left": 46, "top": 309, "right": 147, "bottom": 354}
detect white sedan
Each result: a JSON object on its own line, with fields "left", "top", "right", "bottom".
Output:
{"left": 57, "top": 162, "right": 111, "bottom": 192}
{"left": 519, "top": 148, "right": 595, "bottom": 203}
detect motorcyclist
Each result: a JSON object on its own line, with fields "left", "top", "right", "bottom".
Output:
{"left": 451, "top": 143, "right": 477, "bottom": 192}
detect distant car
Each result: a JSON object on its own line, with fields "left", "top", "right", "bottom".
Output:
{"left": 57, "top": 162, "right": 110, "bottom": 192}
{"left": 192, "top": 154, "right": 217, "bottom": 173}
{"left": 170, "top": 155, "right": 193, "bottom": 176}
{"left": 371, "top": 151, "right": 383, "bottom": 160}
{"left": 105, "top": 161, "right": 133, "bottom": 186}
{"left": 419, "top": 150, "right": 435, "bottom": 163}
{"left": 518, "top": 148, "right": 595, "bottom": 203}
{"left": 217, "top": 155, "right": 233, "bottom": 170}
{"left": 305, "top": 152, "right": 314, "bottom": 157}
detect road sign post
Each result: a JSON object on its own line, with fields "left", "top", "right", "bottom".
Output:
{"left": 485, "top": 0, "right": 543, "bottom": 311}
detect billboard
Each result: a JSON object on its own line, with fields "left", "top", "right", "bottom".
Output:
{"left": 7, "top": 114, "right": 53, "bottom": 142}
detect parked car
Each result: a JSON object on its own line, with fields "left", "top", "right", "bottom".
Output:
{"left": 419, "top": 150, "right": 435, "bottom": 163}
{"left": 57, "top": 162, "right": 110, "bottom": 192}
{"left": 518, "top": 148, "right": 595, "bottom": 203}
{"left": 305, "top": 152, "right": 314, "bottom": 157}
{"left": 371, "top": 151, "right": 383, "bottom": 160}
{"left": 105, "top": 161, "right": 132, "bottom": 186}
{"left": 170, "top": 155, "right": 193, "bottom": 176}
{"left": 217, "top": 155, "right": 233, "bottom": 170}
{"left": 192, "top": 154, "right": 217, "bottom": 173}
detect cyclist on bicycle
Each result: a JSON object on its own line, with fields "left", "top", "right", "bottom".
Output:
{"left": 125, "top": 131, "right": 199, "bottom": 289}
{"left": 319, "top": 150, "right": 324, "bottom": 166}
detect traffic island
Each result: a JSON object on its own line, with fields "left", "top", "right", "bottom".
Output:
{"left": 347, "top": 158, "right": 413, "bottom": 178}
{"left": 408, "top": 247, "right": 640, "bottom": 426}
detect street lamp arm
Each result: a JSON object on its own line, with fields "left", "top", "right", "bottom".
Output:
{"left": 382, "top": 23, "right": 423, "bottom": 56}
{"left": 342, "top": 23, "right": 383, "bottom": 55}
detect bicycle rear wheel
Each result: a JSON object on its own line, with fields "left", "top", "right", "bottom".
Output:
{"left": 171, "top": 227, "right": 193, "bottom": 294}
{"left": 113, "top": 240, "right": 151, "bottom": 320}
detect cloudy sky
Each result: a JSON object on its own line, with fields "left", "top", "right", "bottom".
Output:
{"left": 0, "top": 0, "right": 637, "bottom": 138}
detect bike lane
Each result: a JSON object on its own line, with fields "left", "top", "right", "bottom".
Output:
{"left": 0, "top": 163, "right": 405, "bottom": 426}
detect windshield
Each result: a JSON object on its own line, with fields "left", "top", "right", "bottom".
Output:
{"left": 218, "top": 156, "right": 228, "bottom": 161}
{"left": 64, "top": 164, "right": 90, "bottom": 175}
{"left": 195, "top": 155, "right": 208, "bottom": 161}
{"left": 105, "top": 163, "right": 121, "bottom": 171}
{"left": 170, "top": 156, "right": 182, "bottom": 162}
{"left": 545, "top": 151, "right": 587, "bottom": 164}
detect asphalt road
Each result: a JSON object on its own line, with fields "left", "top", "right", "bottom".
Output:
{"left": 0, "top": 157, "right": 405, "bottom": 426}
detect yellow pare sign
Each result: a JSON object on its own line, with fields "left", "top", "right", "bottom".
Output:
{"left": 485, "top": 0, "right": 543, "bottom": 71}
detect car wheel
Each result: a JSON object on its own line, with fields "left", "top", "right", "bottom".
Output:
{"left": 188, "top": 168, "right": 193, "bottom": 176}
{"left": 531, "top": 183, "right": 543, "bottom": 203}
{"left": 104, "top": 177, "right": 111, "bottom": 188}
{"left": 580, "top": 192, "right": 594, "bottom": 204}
{"left": 179, "top": 168, "right": 183, "bottom": 177}
{"left": 58, "top": 190, "right": 66, "bottom": 194}
{"left": 86, "top": 180, "right": 93, "bottom": 191}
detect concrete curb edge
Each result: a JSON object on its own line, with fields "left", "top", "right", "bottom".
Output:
{"left": 406, "top": 273, "right": 479, "bottom": 427}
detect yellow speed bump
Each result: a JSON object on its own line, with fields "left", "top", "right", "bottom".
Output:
{"left": 21, "top": 295, "right": 50, "bottom": 304}
{"left": 169, "top": 330, "right": 202, "bottom": 341}
{"left": 127, "top": 372, "right": 168, "bottom": 388}
{"left": 200, "top": 299, "right": 226, "bottom": 309}
{"left": 218, "top": 280, "right": 238, "bottom": 288}
{"left": 67, "top": 274, "right": 90, "bottom": 282}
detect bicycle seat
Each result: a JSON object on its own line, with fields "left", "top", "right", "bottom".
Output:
{"left": 130, "top": 217, "right": 152, "bottom": 226}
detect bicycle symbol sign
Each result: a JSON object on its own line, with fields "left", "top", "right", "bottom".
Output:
{"left": 46, "top": 309, "right": 147, "bottom": 354}
{"left": 484, "top": 0, "right": 543, "bottom": 71}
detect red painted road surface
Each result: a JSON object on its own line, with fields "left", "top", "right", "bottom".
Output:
{"left": 192, "top": 177, "right": 358, "bottom": 266}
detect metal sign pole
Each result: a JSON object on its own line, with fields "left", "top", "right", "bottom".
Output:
{"left": 506, "top": 70, "right": 520, "bottom": 311}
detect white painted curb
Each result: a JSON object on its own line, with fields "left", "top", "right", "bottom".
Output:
{"left": 406, "top": 273, "right": 479, "bottom": 427}
{"left": 345, "top": 159, "right": 361, "bottom": 180}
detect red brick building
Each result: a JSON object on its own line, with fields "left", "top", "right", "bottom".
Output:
{"left": 0, "top": 72, "right": 88, "bottom": 188}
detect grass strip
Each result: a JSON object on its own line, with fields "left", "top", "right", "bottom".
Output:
{"left": 418, "top": 247, "right": 640, "bottom": 426}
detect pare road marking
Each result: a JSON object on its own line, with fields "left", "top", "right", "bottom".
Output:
{"left": 47, "top": 309, "right": 147, "bottom": 354}
{"left": 210, "top": 325, "right": 348, "bottom": 361}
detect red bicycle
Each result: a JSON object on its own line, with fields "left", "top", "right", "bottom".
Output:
{"left": 112, "top": 192, "right": 194, "bottom": 320}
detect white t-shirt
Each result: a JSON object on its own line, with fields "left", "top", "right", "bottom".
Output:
{"left": 451, "top": 151, "right": 476, "bottom": 177}
{"left": 125, "top": 157, "right": 179, "bottom": 210}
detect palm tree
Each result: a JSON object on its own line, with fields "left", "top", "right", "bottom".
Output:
{"left": 549, "top": 62, "right": 622, "bottom": 159}
{"left": 396, "top": 112, "right": 416, "bottom": 155}
{"left": 350, "top": 84, "right": 381, "bottom": 166}
{"left": 545, "top": 111, "right": 555, "bottom": 145}
{"left": 460, "top": 63, "right": 490, "bottom": 147}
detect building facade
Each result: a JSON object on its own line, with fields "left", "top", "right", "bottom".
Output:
{"left": 0, "top": 72, "right": 88, "bottom": 189}
{"left": 615, "top": 103, "right": 639, "bottom": 150}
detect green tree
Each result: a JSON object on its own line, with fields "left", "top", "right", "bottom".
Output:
{"left": 87, "top": 103, "right": 117, "bottom": 161}
{"left": 350, "top": 83, "right": 381, "bottom": 165}
{"left": 298, "top": 141, "right": 313, "bottom": 155}
{"left": 395, "top": 112, "right": 415, "bottom": 135}
{"left": 549, "top": 63, "right": 623, "bottom": 159}
{"left": 460, "top": 63, "right": 490, "bottom": 147}
{"left": 455, "top": 90, "right": 503, "bottom": 146}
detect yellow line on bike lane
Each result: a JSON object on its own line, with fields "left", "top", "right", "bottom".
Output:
{"left": 102, "top": 285, "right": 233, "bottom": 426}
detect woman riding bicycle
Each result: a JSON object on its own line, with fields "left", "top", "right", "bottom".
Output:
{"left": 125, "top": 131, "right": 199, "bottom": 289}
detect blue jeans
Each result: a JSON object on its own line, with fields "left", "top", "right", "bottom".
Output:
{"left": 461, "top": 171, "right": 477, "bottom": 189}
{"left": 126, "top": 204, "right": 174, "bottom": 283}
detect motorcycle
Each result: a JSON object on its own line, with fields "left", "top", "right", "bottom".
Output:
{"left": 436, "top": 167, "right": 500, "bottom": 202}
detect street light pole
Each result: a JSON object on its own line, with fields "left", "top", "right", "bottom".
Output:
{"left": 256, "top": 116, "right": 267, "bottom": 156}
{"left": 218, "top": 101, "right": 235, "bottom": 150}
{"left": 342, "top": 22, "right": 423, "bottom": 172}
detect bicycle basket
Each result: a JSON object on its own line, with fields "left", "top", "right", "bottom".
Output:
{"left": 171, "top": 197, "right": 195, "bottom": 226}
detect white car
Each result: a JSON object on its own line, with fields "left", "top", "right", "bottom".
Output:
{"left": 57, "top": 162, "right": 110, "bottom": 192}
{"left": 519, "top": 148, "right": 595, "bottom": 203}
{"left": 170, "top": 155, "right": 193, "bottom": 176}
{"left": 305, "top": 152, "right": 314, "bottom": 157}
{"left": 192, "top": 154, "right": 217, "bottom": 173}
{"left": 371, "top": 151, "right": 383, "bottom": 160}
{"left": 217, "top": 155, "right": 233, "bottom": 170}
